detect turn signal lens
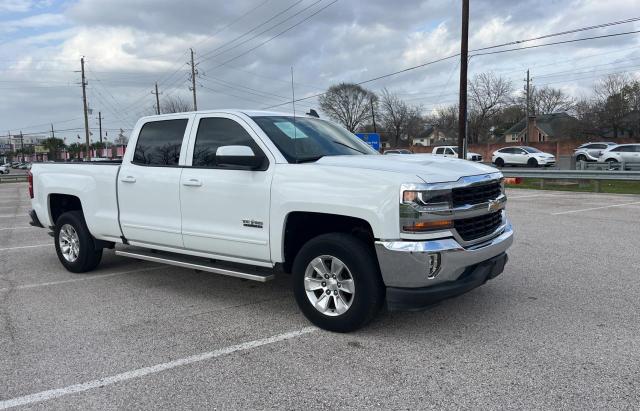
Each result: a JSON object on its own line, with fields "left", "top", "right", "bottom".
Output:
{"left": 402, "top": 219, "right": 453, "bottom": 232}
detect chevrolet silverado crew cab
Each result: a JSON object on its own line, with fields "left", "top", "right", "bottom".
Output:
{"left": 29, "top": 110, "right": 513, "bottom": 332}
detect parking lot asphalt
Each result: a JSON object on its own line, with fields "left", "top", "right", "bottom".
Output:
{"left": 1, "top": 183, "right": 639, "bottom": 410}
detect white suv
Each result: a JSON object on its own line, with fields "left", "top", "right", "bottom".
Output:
{"left": 492, "top": 146, "right": 555, "bottom": 167}
{"left": 597, "top": 144, "right": 640, "bottom": 166}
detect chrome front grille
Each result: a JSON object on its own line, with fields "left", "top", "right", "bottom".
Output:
{"left": 451, "top": 181, "right": 501, "bottom": 207}
{"left": 454, "top": 211, "right": 503, "bottom": 241}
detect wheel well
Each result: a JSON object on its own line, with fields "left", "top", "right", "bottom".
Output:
{"left": 282, "top": 212, "right": 375, "bottom": 273}
{"left": 49, "top": 194, "right": 82, "bottom": 224}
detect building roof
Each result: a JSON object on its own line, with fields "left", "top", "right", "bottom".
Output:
{"left": 504, "top": 112, "right": 578, "bottom": 138}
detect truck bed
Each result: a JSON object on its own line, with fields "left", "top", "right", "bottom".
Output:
{"left": 30, "top": 162, "right": 123, "bottom": 242}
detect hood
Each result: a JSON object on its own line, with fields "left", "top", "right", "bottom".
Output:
{"left": 533, "top": 152, "right": 554, "bottom": 158}
{"left": 315, "top": 154, "right": 498, "bottom": 183}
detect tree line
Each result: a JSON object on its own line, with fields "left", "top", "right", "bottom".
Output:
{"left": 318, "top": 72, "right": 640, "bottom": 147}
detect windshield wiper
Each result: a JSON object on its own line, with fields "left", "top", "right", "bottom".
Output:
{"left": 330, "top": 140, "right": 367, "bottom": 154}
{"left": 295, "top": 155, "right": 324, "bottom": 163}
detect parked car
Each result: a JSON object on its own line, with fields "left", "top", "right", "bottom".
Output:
{"left": 0, "top": 165, "right": 9, "bottom": 174}
{"left": 29, "top": 110, "right": 512, "bottom": 332}
{"left": 492, "top": 146, "right": 555, "bottom": 167}
{"left": 573, "top": 142, "right": 616, "bottom": 162}
{"left": 383, "top": 149, "right": 412, "bottom": 154}
{"left": 597, "top": 144, "right": 640, "bottom": 165}
{"left": 18, "top": 163, "right": 31, "bottom": 169}
{"left": 11, "top": 162, "right": 21, "bottom": 168}
{"left": 432, "top": 146, "right": 483, "bottom": 162}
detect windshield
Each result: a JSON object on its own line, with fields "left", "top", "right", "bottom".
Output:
{"left": 251, "top": 116, "right": 379, "bottom": 163}
{"left": 522, "top": 146, "right": 542, "bottom": 153}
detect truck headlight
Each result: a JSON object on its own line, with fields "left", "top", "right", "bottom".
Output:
{"left": 400, "top": 189, "right": 453, "bottom": 233}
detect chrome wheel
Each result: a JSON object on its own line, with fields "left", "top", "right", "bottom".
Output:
{"left": 304, "top": 255, "right": 355, "bottom": 317}
{"left": 59, "top": 223, "right": 80, "bottom": 262}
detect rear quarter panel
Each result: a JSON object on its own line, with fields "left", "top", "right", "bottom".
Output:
{"left": 31, "top": 163, "right": 122, "bottom": 241}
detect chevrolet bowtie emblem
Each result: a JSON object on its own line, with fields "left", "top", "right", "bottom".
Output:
{"left": 488, "top": 199, "right": 501, "bottom": 213}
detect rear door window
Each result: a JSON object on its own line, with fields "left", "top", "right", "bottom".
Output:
{"left": 133, "top": 119, "right": 188, "bottom": 166}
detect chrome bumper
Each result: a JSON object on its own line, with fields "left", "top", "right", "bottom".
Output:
{"left": 374, "top": 223, "right": 514, "bottom": 288}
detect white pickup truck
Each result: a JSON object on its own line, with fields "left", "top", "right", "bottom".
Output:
{"left": 29, "top": 110, "right": 513, "bottom": 332}
{"left": 432, "top": 146, "right": 483, "bottom": 162}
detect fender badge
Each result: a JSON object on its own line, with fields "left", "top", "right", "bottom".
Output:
{"left": 242, "top": 219, "right": 263, "bottom": 229}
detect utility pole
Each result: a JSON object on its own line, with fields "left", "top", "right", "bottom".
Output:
{"left": 189, "top": 48, "right": 198, "bottom": 111}
{"left": 370, "top": 97, "right": 377, "bottom": 133}
{"left": 524, "top": 69, "right": 531, "bottom": 143}
{"left": 19, "top": 131, "right": 24, "bottom": 163}
{"left": 152, "top": 82, "right": 162, "bottom": 115}
{"left": 50, "top": 124, "right": 55, "bottom": 138}
{"left": 98, "top": 111, "right": 103, "bottom": 143}
{"left": 457, "top": 0, "right": 469, "bottom": 160}
{"left": 80, "top": 57, "right": 91, "bottom": 160}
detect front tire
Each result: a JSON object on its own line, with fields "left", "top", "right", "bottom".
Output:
{"left": 576, "top": 154, "right": 587, "bottom": 162}
{"left": 54, "top": 211, "right": 103, "bottom": 273}
{"left": 527, "top": 158, "right": 538, "bottom": 167}
{"left": 292, "top": 233, "right": 384, "bottom": 332}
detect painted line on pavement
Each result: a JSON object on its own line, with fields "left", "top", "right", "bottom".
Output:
{"left": 507, "top": 193, "right": 558, "bottom": 199}
{"left": 0, "top": 226, "right": 33, "bottom": 231}
{"left": 0, "top": 327, "right": 318, "bottom": 410}
{"left": 0, "top": 266, "right": 163, "bottom": 292}
{"left": 0, "top": 244, "right": 50, "bottom": 251}
{"left": 552, "top": 201, "right": 640, "bottom": 215}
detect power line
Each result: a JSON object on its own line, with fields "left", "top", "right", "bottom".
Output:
{"left": 197, "top": 0, "right": 306, "bottom": 63}
{"left": 262, "top": 28, "right": 640, "bottom": 110}
{"left": 471, "top": 29, "right": 640, "bottom": 58}
{"left": 206, "top": 0, "right": 339, "bottom": 70}
{"left": 473, "top": 16, "right": 640, "bottom": 53}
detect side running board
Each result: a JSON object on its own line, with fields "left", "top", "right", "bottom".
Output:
{"left": 115, "top": 247, "right": 275, "bottom": 282}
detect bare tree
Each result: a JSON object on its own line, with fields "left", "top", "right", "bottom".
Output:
{"left": 468, "top": 72, "right": 512, "bottom": 143}
{"left": 319, "top": 83, "right": 377, "bottom": 132}
{"left": 593, "top": 73, "right": 632, "bottom": 138}
{"left": 513, "top": 86, "right": 575, "bottom": 115}
{"left": 427, "top": 105, "right": 459, "bottom": 139}
{"left": 533, "top": 86, "right": 575, "bottom": 114}
{"left": 161, "top": 95, "right": 193, "bottom": 114}
{"left": 379, "top": 88, "right": 412, "bottom": 147}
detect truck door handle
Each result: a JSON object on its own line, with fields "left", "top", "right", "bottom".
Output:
{"left": 182, "top": 178, "right": 202, "bottom": 187}
{"left": 120, "top": 175, "right": 136, "bottom": 183}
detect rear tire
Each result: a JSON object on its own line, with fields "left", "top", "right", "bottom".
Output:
{"left": 494, "top": 158, "right": 505, "bottom": 167}
{"left": 292, "top": 233, "right": 384, "bottom": 332}
{"left": 527, "top": 158, "right": 538, "bottom": 167}
{"left": 54, "top": 211, "right": 103, "bottom": 273}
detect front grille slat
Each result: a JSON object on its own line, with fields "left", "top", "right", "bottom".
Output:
{"left": 454, "top": 211, "right": 503, "bottom": 241}
{"left": 452, "top": 181, "right": 501, "bottom": 206}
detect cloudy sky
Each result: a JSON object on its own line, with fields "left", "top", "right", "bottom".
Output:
{"left": 1, "top": 0, "right": 639, "bottom": 140}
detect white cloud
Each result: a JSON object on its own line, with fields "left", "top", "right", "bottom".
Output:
{"left": 1, "top": 0, "right": 640, "bottom": 132}
{"left": 1, "top": 13, "right": 67, "bottom": 33}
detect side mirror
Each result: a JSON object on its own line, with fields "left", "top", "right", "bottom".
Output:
{"left": 216, "top": 145, "right": 265, "bottom": 170}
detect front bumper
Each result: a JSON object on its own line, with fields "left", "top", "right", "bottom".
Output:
{"left": 374, "top": 223, "right": 513, "bottom": 309}
{"left": 385, "top": 253, "right": 508, "bottom": 310}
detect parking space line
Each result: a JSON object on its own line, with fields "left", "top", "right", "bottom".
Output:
{"left": 0, "top": 266, "right": 163, "bottom": 292}
{"left": 552, "top": 201, "right": 640, "bottom": 215}
{"left": 0, "top": 244, "right": 50, "bottom": 251}
{"left": 0, "top": 226, "right": 33, "bottom": 231}
{"left": 507, "top": 193, "right": 557, "bottom": 199}
{"left": 0, "top": 326, "right": 317, "bottom": 410}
